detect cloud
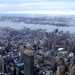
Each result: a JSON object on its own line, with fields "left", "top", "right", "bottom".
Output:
{"left": 0, "top": 2, "right": 75, "bottom": 14}
{"left": 0, "top": 2, "right": 75, "bottom": 10}
{"left": 0, "top": 0, "right": 75, "bottom": 4}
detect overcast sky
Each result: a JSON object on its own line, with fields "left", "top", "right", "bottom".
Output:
{"left": 0, "top": 0, "right": 75, "bottom": 15}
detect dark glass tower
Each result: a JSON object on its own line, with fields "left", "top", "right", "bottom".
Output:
{"left": 23, "top": 53, "right": 34, "bottom": 75}
{"left": 0, "top": 55, "right": 4, "bottom": 75}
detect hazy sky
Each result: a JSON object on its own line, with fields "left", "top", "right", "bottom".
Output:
{"left": 0, "top": 0, "right": 75, "bottom": 14}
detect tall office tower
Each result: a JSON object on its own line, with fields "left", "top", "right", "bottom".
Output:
{"left": 23, "top": 50, "right": 34, "bottom": 75}
{"left": 52, "top": 42, "right": 57, "bottom": 51}
{"left": 56, "top": 65, "right": 65, "bottom": 75}
{"left": 10, "top": 67, "right": 16, "bottom": 75}
{"left": 0, "top": 55, "right": 4, "bottom": 75}
{"left": 69, "top": 64, "right": 75, "bottom": 75}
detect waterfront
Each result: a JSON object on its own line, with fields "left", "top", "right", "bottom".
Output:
{"left": 0, "top": 22, "right": 75, "bottom": 33}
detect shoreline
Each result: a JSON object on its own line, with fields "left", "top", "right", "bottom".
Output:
{"left": 0, "top": 21, "right": 74, "bottom": 27}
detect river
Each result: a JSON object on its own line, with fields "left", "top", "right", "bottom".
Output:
{"left": 0, "top": 22, "right": 75, "bottom": 33}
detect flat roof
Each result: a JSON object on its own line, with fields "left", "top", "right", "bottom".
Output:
{"left": 58, "top": 48, "right": 64, "bottom": 51}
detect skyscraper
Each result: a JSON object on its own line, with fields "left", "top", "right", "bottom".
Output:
{"left": 23, "top": 51, "right": 34, "bottom": 75}
{"left": 0, "top": 55, "right": 4, "bottom": 75}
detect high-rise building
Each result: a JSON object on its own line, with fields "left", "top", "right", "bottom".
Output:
{"left": 23, "top": 50, "right": 34, "bottom": 75}
{"left": 69, "top": 64, "right": 75, "bottom": 75}
{"left": 56, "top": 65, "right": 65, "bottom": 75}
{"left": 0, "top": 55, "right": 4, "bottom": 75}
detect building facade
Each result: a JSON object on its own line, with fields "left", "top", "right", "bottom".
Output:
{"left": 23, "top": 53, "right": 34, "bottom": 75}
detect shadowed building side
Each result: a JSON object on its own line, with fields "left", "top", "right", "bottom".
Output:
{"left": 23, "top": 52, "right": 34, "bottom": 75}
{"left": 0, "top": 55, "right": 4, "bottom": 75}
